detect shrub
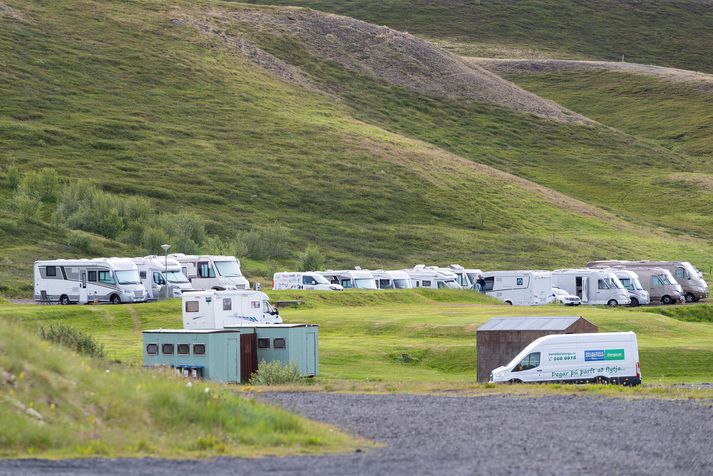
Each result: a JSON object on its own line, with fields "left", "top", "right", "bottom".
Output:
{"left": 37, "top": 324, "right": 105, "bottom": 359}
{"left": 148, "top": 211, "right": 206, "bottom": 254}
{"left": 10, "top": 192, "right": 41, "bottom": 220}
{"left": 297, "top": 246, "right": 324, "bottom": 272}
{"left": 249, "top": 360, "right": 303, "bottom": 386}
{"left": 203, "top": 235, "right": 248, "bottom": 258}
{"left": 18, "top": 167, "right": 60, "bottom": 201}
{"left": 242, "top": 223, "right": 290, "bottom": 260}
{"left": 5, "top": 163, "right": 21, "bottom": 189}
{"left": 66, "top": 230, "right": 95, "bottom": 253}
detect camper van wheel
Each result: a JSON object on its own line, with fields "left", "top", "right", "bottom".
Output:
{"left": 110, "top": 294, "right": 121, "bottom": 305}
{"left": 595, "top": 376, "right": 609, "bottom": 385}
{"left": 59, "top": 295, "right": 70, "bottom": 305}
{"left": 661, "top": 295, "right": 673, "bottom": 305}
{"left": 504, "top": 300, "right": 513, "bottom": 305}
{"left": 607, "top": 299, "right": 618, "bottom": 307}
{"left": 629, "top": 298, "right": 639, "bottom": 307}
{"left": 685, "top": 293, "right": 696, "bottom": 303}
{"left": 508, "top": 379, "right": 522, "bottom": 384}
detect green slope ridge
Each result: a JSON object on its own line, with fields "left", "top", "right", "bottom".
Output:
{"left": 249, "top": 0, "right": 713, "bottom": 73}
{"left": 1, "top": 0, "right": 713, "bottom": 297}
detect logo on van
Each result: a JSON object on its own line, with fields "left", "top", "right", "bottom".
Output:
{"left": 584, "top": 349, "right": 625, "bottom": 361}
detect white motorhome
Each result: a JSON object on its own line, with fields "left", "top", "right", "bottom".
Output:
{"left": 272, "top": 272, "right": 344, "bottom": 291}
{"left": 169, "top": 254, "right": 249, "bottom": 290}
{"left": 552, "top": 269, "right": 630, "bottom": 307}
{"left": 402, "top": 265, "right": 462, "bottom": 289}
{"left": 182, "top": 289, "right": 282, "bottom": 329}
{"left": 132, "top": 256, "right": 193, "bottom": 300}
{"left": 587, "top": 260, "right": 707, "bottom": 302}
{"left": 609, "top": 267, "right": 683, "bottom": 305}
{"left": 430, "top": 265, "right": 482, "bottom": 289}
{"left": 370, "top": 270, "right": 414, "bottom": 289}
{"left": 318, "top": 269, "right": 377, "bottom": 290}
{"left": 480, "top": 271, "right": 553, "bottom": 306}
{"left": 609, "top": 269, "right": 650, "bottom": 306}
{"left": 490, "top": 332, "right": 641, "bottom": 386}
{"left": 34, "top": 258, "right": 147, "bottom": 305}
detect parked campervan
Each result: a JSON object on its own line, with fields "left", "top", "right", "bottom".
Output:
{"left": 34, "top": 258, "right": 147, "bottom": 305}
{"left": 611, "top": 267, "right": 683, "bottom": 304}
{"left": 402, "top": 265, "right": 462, "bottom": 289}
{"left": 318, "top": 269, "right": 377, "bottom": 290}
{"left": 430, "top": 265, "right": 482, "bottom": 289}
{"left": 587, "top": 260, "right": 707, "bottom": 302}
{"left": 132, "top": 256, "right": 192, "bottom": 300}
{"left": 272, "top": 272, "right": 343, "bottom": 291}
{"left": 169, "top": 254, "right": 249, "bottom": 290}
{"left": 552, "top": 269, "right": 630, "bottom": 307}
{"left": 608, "top": 269, "right": 650, "bottom": 306}
{"left": 182, "top": 289, "right": 282, "bottom": 329}
{"left": 371, "top": 270, "right": 414, "bottom": 289}
{"left": 490, "top": 332, "right": 641, "bottom": 386}
{"left": 481, "top": 270, "right": 553, "bottom": 306}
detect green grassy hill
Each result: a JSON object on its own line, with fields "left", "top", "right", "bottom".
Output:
{"left": 249, "top": 0, "right": 713, "bottom": 73}
{"left": 2, "top": 0, "right": 713, "bottom": 297}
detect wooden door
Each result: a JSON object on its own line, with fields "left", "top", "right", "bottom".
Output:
{"left": 240, "top": 333, "right": 258, "bottom": 382}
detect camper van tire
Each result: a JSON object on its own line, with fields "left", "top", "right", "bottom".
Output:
{"left": 661, "top": 295, "right": 673, "bottom": 305}
{"left": 629, "top": 297, "right": 639, "bottom": 307}
{"left": 508, "top": 379, "right": 522, "bottom": 384}
{"left": 110, "top": 294, "right": 121, "bottom": 305}
{"left": 59, "top": 294, "right": 70, "bottom": 305}
{"left": 607, "top": 299, "right": 619, "bottom": 307}
{"left": 504, "top": 300, "right": 513, "bottom": 305}
{"left": 685, "top": 292, "right": 696, "bottom": 303}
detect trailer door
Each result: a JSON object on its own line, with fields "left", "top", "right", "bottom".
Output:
{"left": 581, "top": 277, "right": 589, "bottom": 303}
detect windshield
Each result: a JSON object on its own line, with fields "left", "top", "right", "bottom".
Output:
{"left": 609, "top": 277, "right": 624, "bottom": 289}
{"left": 312, "top": 274, "right": 330, "bottom": 284}
{"left": 657, "top": 273, "right": 674, "bottom": 285}
{"left": 115, "top": 270, "right": 141, "bottom": 285}
{"left": 456, "top": 274, "right": 470, "bottom": 287}
{"left": 619, "top": 278, "right": 633, "bottom": 291}
{"left": 165, "top": 270, "right": 190, "bottom": 284}
{"left": 684, "top": 263, "right": 701, "bottom": 280}
{"left": 214, "top": 260, "right": 243, "bottom": 277}
{"left": 393, "top": 279, "right": 410, "bottom": 289}
{"left": 631, "top": 278, "right": 644, "bottom": 290}
{"left": 354, "top": 278, "right": 377, "bottom": 289}
{"left": 466, "top": 273, "right": 478, "bottom": 284}
{"left": 442, "top": 280, "right": 461, "bottom": 289}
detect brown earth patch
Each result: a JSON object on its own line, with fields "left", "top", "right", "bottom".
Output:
{"left": 0, "top": 2, "right": 29, "bottom": 23}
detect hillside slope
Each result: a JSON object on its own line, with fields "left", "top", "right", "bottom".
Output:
{"left": 1, "top": 0, "right": 713, "bottom": 296}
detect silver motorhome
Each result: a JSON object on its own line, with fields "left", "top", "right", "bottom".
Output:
{"left": 609, "top": 267, "right": 683, "bottom": 305}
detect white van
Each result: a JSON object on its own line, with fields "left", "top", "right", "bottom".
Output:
{"left": 371, "top": 270, "right": 414, "bottom": 289}
{"left": 552, "top": 269, "right": 630, "bottom": 307}
{"left": 403, "top": 265, "right": 462, "bottom": 289}
{"left": 169, "top": 254, "right": 249, "bottom": 290}
{"left": 481, "top": 270, "right": 553, "bottom": 306}
{"left": 132, "top": 256, "right": 193, "bottom": 300}
{"left": 182, "top": 289, "right": 282, "bottom": 329}
{"left": 430, "top": 265, "right": 482, "bottom": 288}
{"left": 318, "top": 269, "right": 377, "bottom": 290}
{"left": 34, "top": 258, "right": 147, "bottom": 305}
{"left": 272, "top": 272, "right": 343, "bottom": 291}
{"left": 610, "top": 269, "right": 650, "bottom": 306}
{"left": 490, "top": 332, "right": 641, "bottom": 386}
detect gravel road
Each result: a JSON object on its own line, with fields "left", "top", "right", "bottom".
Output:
{"left": 2, "top": 393, "right": 712, "bottom": 475}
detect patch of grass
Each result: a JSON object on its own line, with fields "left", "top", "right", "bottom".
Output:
{"left": 37, "top": 324, "right": 105, "bottom": 359}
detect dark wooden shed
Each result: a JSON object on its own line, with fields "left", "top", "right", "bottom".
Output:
{"left": 476, "top": 316, "right": 597, "bottom": 382}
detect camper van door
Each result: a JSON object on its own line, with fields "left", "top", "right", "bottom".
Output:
{"left": 581, "top": 277, "right": 589, "bottom": 303}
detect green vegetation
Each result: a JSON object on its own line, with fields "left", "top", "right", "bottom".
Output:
{"left": 250, "top": 361, "right": 305, "bottom": 386}
{"left": 37, "top": 324, "right": 105, "bottom": 359}
{"left": 250, "top": 0, "right": 713, "bottom": 72}
{"left": 0, "top": 319, "right": 361, "bottom": 458}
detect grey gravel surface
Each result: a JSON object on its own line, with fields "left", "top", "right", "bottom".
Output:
{"left": 2, "top": 393, "right": 712, "bottom": 475}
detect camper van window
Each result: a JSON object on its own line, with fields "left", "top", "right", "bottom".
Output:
{"left": 483, "top": 277, "right": 495, "bottom": 292}
{"left": 146, "top": 344, "right": 158, "bottom": 355}
{"left": 177, "top": 344, "right": 190, "bottom": 355}
{"left": 514, "top": 352, "right": 541, "bottom": 372}
{"left": 675, "top": 268, "right": 686, "bottom": 279}
{"left": 162, "top": 344, "right": 174, "bottom": 355}
{"left": 516, "top": 278, "right": 524, "bottom": 286}
{"left": 251, "top": 301, "right": 260, "bottom": 309}
{"left": 303, "top": 276, "right": 317, "bottom": 285}
{"left": 258, "top": 338, "right": 271, "bottom": 349}
{"left": 341, "top": 279, "right": 353, "bottom": 288}
{"left": 140, "top": 271, "right": 147, "bottom": 279}
{"left": 379, "top": 279, "right": 392, "bottom": 289}
{"left": 193, "top": 344, "right": 206, "bottom": 355}
{"left": 394, "top": 279, "right": 409, "bottom": 289}
{"left": 598, "top": 279, "right": 610, "bottom": 290}
{"left": 115, "top": 270, "right": 141, "bottom": 285}
{"left": 166, "top": 270, "right": 190, "bottom": 284}
{"left": 198, "top": 262, "right": 216, "bottom": 278}
{"left": 214, "top": 260, "right": 242, "bottom": 277}
{"left": 423, "top": 280, "right": 432, "bottom": 287}
{"left": 223, "top": 298, "right": 232, "bottom": 311}
{"left": 153, "top": 272, "right": 165, "bottom": 285}
{"left": 273, "top": 338, "right": 286, "bottom": 349}
{"left": 46, "top": 266, "right": 57, "bottom": 277}
{"left": 98, "top": 270, "right": 114, "bottom": 285}
{"left": 185, "top": 300, "right": 199, "bottom": 312}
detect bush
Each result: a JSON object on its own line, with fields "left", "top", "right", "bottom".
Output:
{"left": 66, "top": 230, "right": 95, "bottom": 253}
{"left": 10, "top": 192, "right": 41, "bottom": 220}
{"left": 249, "top": 360, "right": 303, "bottom": 386}
{"left": 5, "top": 163, "right": 21, "bottom": 189}
{"left": 242, "top": 223, "right": 290, "bottom": 260}
{"left": 148, "top": 211, "right": 206, "bottom": 254}
{"left": 18, "top": 168, "right": 60, "bottom": 202}
{"left": 203, "top": 235, "right": 248, "bottom": 258}
{"left": 37, "top": 324, "right": 105, "bottom": 359}
{"left": 297, "top": 246, "right": 324, "bottom": 272}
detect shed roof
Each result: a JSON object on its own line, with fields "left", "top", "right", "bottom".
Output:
{"left": 478, "top": 316, "right": 584, "bottom": 331}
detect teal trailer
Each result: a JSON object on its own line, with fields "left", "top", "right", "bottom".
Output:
{"left": 249, "top": 324, "right": 319, "bottom": 377}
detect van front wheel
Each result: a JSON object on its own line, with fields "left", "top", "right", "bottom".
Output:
{"left": 685, "top": 293, "right": 696, "bottom": 303}
{"left": 508, "top": 379, "right": 522, "bottom": 384}
{"left": 59, "top": 295, "right": 70, "bottom": 305}
{"left": 504, "top": 300, "right": 513, "bottom": 305}
{"left": 629, "top": 297, "right": 639, "bottom": 307}
{"left": 661, "top": 295, "right": 673, "bottom": 305}
{"left": 110, "top": 294, "right": 121, "bottom": 305}
{"left": 607, "top": 299, "right": 618, "bottom": 307}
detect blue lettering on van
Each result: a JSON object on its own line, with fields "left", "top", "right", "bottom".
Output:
{"left": 585, "top": 350, "right": 605, "bottom": 361}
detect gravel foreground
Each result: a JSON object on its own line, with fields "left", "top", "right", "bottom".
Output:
{"left": 2, "top": 393, "right": 712, "bottom": 475}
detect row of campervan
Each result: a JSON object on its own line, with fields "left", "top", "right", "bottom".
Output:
{"left": 33, "top": 254, "right": 250, "bottom": 305}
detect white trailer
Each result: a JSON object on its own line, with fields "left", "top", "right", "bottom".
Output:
{"left": 402, "top": 265, "right": 462, "bottom": 289}
{"left": 169, "top": 254, "right": 249, "bottom": 290}
{"left": 318, "top": 269, "right": 377, "bottom": 289}
{"left": 132, "top": 256, "right": 193, "bottom": 300}
{"left": 34, "top": 258, "right": 147, "bottom": 305}
{"left": 552, "top": 269, "right": 630, "bottom": 307}
{"left": 481, "top": 270, "right": 553, "bottom": 306}
{"left": 490, "top": 332, "right": 641, "bottom": 386}
{"left": 272, "top": 272, "right": 343, "bottom": 291}
{"left": 370, "top": 270, "right": 414, "bottom": 289}
{"left": 182, "top": 289, "right": 282, "bottom": 329}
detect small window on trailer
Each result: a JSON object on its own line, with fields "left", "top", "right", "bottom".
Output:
{"left": 223, "top": 298, "right": 232, "bottom": 311}
{"left": 146, "top": 343, "right": 158, "bottom": 355}
{"left": 88, "top": 270, "right": 97, "bottom": 282}
{"left": 46, "top": 266, "right": 57, "bottom": 277}
{"left": 258, "top": 338, "right": 271, "bottom": 349}
{"left": 422, "top": 280, "right": 431, "bottom": 287}
{"left": 162, "top": 343, "right": 174, "bottom": 355}
{"left": 185, "top": 300, "right": 199, "bottom": 312}
{"left": 193, "top": 344, "right": 206, "bottom": 355}
{"left": 273, "top": 338, "right": 286, "bottom": 349}
{"left": 140, "top": 271, "right": 147, "bottom": 279}
{"left": 251, "top": 301, "right": 260, "bottom": 309}
{"left": 177, "top": 344, "right": 190, "bottom": 355}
